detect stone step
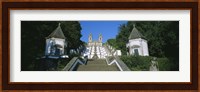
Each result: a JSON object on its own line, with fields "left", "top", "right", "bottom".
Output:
{"left": 77, "top": 65, "right": 118, "bottom": 71}
{"left": 76, "top": 59, "right": 119, "bottom": 71}
{"left": 81, "top": 64, "right": 113, "bottom": 67}
{"left": 86, "top": 61, "right": 106, "bottom": 64}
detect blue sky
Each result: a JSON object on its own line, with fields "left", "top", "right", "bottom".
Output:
{"left": 80, "top": 21, "right": 127, "bottom": 43}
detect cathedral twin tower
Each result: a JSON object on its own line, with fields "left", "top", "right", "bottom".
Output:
{"left": 88, "top": 33, "right": 103, "bottom": 47}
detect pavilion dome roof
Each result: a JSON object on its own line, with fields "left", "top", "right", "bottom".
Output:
{"left": 128, "top": 24, "right": 145, "bottom": 40}
{"left": 46, "top": 23, "right": 66, "bottom": 39}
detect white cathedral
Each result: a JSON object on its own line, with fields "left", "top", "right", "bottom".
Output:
{"left": 85, "top": 33, "right": 109, "bottom": 59}
{"left": 126, "top": 25, "right": 149, "bottom": 56}
{"left": 88, "top": 33, "right": 103, "bottom": 47}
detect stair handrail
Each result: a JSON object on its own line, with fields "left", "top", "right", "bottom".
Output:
{"left": 104, "top": 44, "right": 130, "bottom": 71}
{"left": 105, "top": 56, "right": 130, "bottom": 71}
{"left": 114, "top": 55, "right": 131, "bottom": 71}
{"left": 62, "top": 57, "right": 87, "bottom": 71}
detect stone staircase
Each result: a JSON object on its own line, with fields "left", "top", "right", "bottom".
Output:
{"left": 76, "top": 59, "right": 119, "bottom": 71}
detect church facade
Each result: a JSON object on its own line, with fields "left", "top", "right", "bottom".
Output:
{"left": 88, "top": 33, "right": 103, "bottom": 47}
{"left": 126, "top": 25, "right": 149, "bottom": 56}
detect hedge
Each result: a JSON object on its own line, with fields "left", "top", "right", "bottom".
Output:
{"left": 120, "top": 55, "right": 177, "bottom": 71}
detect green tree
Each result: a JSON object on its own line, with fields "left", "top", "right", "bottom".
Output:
{"left": 115, "top": 24, "right": 130, "bottom": 55}
{"left": 107, "top": 39, "right": 117, "bottom": 48}
{"left": 60, "top": 21, "right": 83, "bottom": 55}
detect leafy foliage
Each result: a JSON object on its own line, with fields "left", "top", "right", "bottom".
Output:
{"left": 60, "top": 21, "right": 83, "bottom": 50}
{"left": 156, "top": 58, "right": 170, "bottom": 71}
{"left": 120, "top": 56, "right": 175, "bottom": 71}
{"left": 157, "top": 57, "right": 178, "bottom": 71}
{"left": 120, "top": 55, "right": 152, "bottom": 71}
{"left": 57, "top": 58, "right": 71, "bottom": 70}
{"left": 107, "top": 39, "right": 118, "bottom": 49}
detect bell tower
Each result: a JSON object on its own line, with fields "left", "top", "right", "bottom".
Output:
{"left": 88, "top": 33, "right": 92, "bottom": 43}
{"left": 98, "top": 33, "right": 102, "bottom": 43}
